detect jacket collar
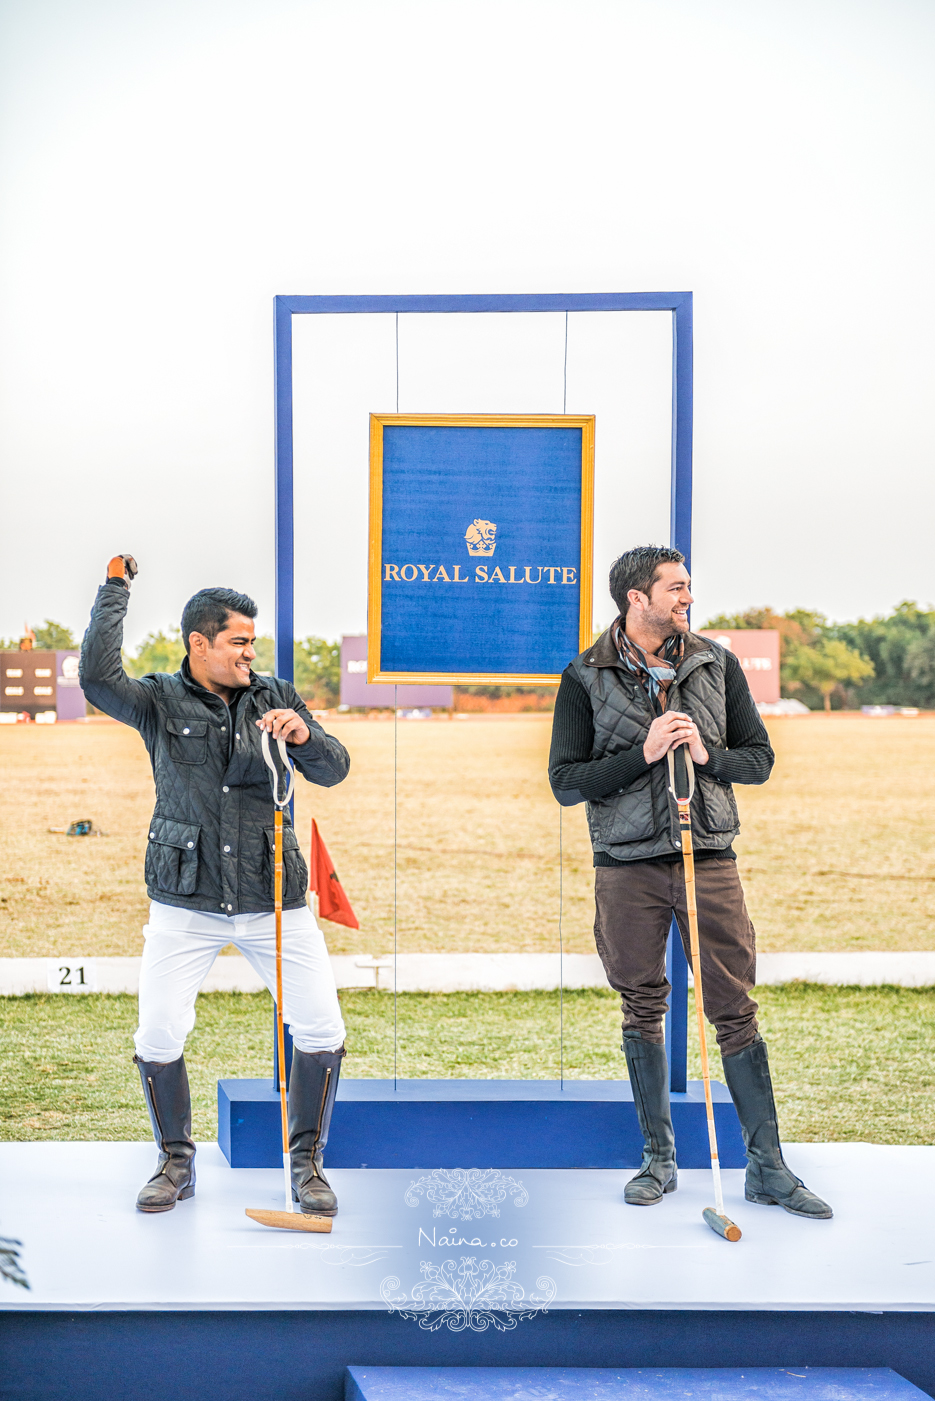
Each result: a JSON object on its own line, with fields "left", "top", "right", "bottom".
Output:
{"left": 583, "top": 619, "right": 714, "bottom": 671}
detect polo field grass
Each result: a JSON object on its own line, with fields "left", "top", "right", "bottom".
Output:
{"left": 1, "top": 712, "right": 934, "bottom": 958}
{"left": 2, "top": 985, "right": 934, "bottom": 1146}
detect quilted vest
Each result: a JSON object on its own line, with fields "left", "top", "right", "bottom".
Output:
{"left": 569, "top": 628, "right": 740, "bottom": 863}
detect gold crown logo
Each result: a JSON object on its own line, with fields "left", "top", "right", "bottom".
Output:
{"left": 464, "top": 519, "right": 497, "bottom": 556}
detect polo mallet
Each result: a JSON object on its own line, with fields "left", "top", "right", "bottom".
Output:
{"left": 666, "top": 746, "right": 742, "bottom": 1244}
{"left": 245, "top": 729, "right": 332, "bottom": 1235}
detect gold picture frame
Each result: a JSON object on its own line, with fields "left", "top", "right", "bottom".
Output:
{"left": 367, "top": 413, "right": 595, "bottom": 685}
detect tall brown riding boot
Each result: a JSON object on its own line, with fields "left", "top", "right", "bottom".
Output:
{"left": 722, "top": 1036, "right": 832, "bottom": 1219}
{"left": 134, "top": 1055, "right": 196, "bottom": 1213}
{"left": 288, "top": 1046, "right": 344, "bottom": 1216}
{"left": 622, "top": 1030, "right": 678, "bottom": 1205}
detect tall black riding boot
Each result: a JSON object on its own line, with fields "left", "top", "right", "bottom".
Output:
{"left": 622, "top": 1030, "right": 678, "bottom": 1205}
{"left": 288, "top": 1046, "right": 345, "bottom": 1217}
{"left": 134, "top": 1055, "right": 196, "bottom": 1213}
{"left": 722, "top": 1036, "right": 832, "bottom": 1219}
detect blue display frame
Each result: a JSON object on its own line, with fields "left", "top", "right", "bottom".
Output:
{"left": 272, "top": 290, "right": 693, "bottom": 1090}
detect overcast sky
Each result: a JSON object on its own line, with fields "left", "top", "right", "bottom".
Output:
{"left": 1, "top": 0, "right": 933, "bottom": 650}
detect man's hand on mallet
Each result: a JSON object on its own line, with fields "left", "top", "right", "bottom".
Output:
{"left": 256, "top": 709, "right": 310, "bottom": 746}
{"left": 643, "top": 712, "right": 709, "bottom": 766}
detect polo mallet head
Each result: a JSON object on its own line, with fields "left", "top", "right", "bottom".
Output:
{"left": 666, "top": 746, "right": 742, "bottom": 1245}
{"left": 245, "top": 1209, "right": 332, "bottom": 1234}
{"left": 703, "top": 1207, "right": 742, "bottom": 1242}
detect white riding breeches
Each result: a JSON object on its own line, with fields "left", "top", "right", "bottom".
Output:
{"left": 134, "top": 900, "right": 346, "bottom": 1064}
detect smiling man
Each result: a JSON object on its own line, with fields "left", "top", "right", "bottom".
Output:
{"left": 549, "top": 544, "right": 831, "bottom": 1221}
{"left": 80, "top": 556, "right": 350, "bottom": 1217}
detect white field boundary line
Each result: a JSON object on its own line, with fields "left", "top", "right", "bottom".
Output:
{"left": 3, "top": 951, "right": 935, "bottom": 995}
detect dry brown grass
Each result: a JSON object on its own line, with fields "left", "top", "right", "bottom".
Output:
{"left": 733, "top": 714, "right": 935, "bottom": 951}
{"left": 1, "top": 712, "right": 933, "bottom": 958}
{"left": 0, "top": 720, "right": 154, "bottom": 956}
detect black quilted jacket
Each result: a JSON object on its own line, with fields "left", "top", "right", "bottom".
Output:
{"left": 79, "top": 579, "right": 350, "bottom": 914}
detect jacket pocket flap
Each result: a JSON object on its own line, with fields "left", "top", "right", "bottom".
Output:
{"left": 149, "top": 817, "right": 202, "bottom": 850}
{"left": 166, "top": 718, "right": 208, "bottom": 737}
{"left": 264, "top": 825, "right": 300, "bottom": 853}
{"left": 589, "top": 766, "right": 652, "bottom": 805}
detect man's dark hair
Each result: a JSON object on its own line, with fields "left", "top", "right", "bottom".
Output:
{"left": 181, "top": 588, "right": 257, "bottom": 653}
{"left": 609, "top": 545, "right": 686, "bottom": 617}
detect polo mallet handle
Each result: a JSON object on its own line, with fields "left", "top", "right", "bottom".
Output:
{"left": 666, "top": 747, "right": 738, "bottom": 1239}
{"left": 261, "top": 730, "right": 295, "bottom": 1211}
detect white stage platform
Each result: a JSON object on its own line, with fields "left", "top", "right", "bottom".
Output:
{"left": 2, "top": 1141, "right": 933, "bottom": 1315}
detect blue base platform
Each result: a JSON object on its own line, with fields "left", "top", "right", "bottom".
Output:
{"left": 4, "top": 1314, "right": 935, "bottom": 1401}
{"left": 2, "top": 1141, "right": 934, "bottom": 1401}
{"left": 217, "top": 1077, "right": 746, "bottom": 1169}
{"left": 345, "top": 1367, "right": 930, "bottom": 1401}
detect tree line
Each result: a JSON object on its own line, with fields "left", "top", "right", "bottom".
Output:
{"left": 120, "top": 629, "right": 341, "bottom": 708}
{"left": 7, "top": 603, "right": 935, "bottom": 711}
{"left": 703, "top": 602, "right": 935, "bottom": 710}
{"left": 0, "top": 623, "right": 342, "bottom": 709}
{"left": 0, "top": 620, "right": 77, "bottom": 651}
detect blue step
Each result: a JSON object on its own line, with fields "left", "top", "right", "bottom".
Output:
{"left": 217, "top": 1076, "right": 745, "bottom": 1169}
{"left": 344, "top": 1368, "right": 928, "bottom": 1401}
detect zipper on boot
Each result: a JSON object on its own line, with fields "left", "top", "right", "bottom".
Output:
{"left": 146, "top": 1076, "right": 165, "bottom": 1145}
{"left": 146, "top": 1076, "right": 174, "bottom": 1186}
{"left": 315, "top": 1069, "right": 332, "bottom": 1140}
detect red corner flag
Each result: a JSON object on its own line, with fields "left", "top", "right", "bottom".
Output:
{"left": 309, "top": 820, "right": 359, "bottom": 929}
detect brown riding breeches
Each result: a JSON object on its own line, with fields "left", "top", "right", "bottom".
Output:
{"left": 593, "top": 857, "right": 759, "bottom": 1058}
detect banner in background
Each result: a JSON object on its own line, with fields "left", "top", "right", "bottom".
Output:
{"left": 697, "top": 629, "right": 781, "bottom": 704}
{"left": 0, "top": 649, "right": 85, "bottom": 720}
{"left": 368, "top": 414, "right": 594, "bottom": 684}
{"left": 340, "top": 635, "right": 453, "bottom": 708}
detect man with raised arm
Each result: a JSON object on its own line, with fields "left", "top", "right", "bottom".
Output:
{"left": 80, "top": 554, "right": 350, "bottom": 1217}
{"left": 549, "top": 545, "right": 831, "bottom": 1220}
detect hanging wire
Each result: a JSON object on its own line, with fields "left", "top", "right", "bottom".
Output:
{"left": 563, "top": 311, "right": 569, "bottom": 415}
{"left": 559, "top": 309, "right": 569, "bottom": 1088}
{"left": 559, "top": 806, "right": 564, "bottom": 1088}
{"left": 393, "top": 315, "right": 399, "bottom": 1088}
{"left": 394, "top": 684, "right": 398, "bottom": 1089}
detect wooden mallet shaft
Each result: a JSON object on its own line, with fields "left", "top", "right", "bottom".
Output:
{"left": 274, "top": 806, "right": 291, "bottom": 1210}
{"left": 248, "top": 730, "right": 307, "bottom": 1234}
{"left": 667, "top": 747, "right": 742, "bottom": 1243}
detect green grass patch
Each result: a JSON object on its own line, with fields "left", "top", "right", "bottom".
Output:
{"left": 2, "top": 985, "right": 934, "bottom": 1145}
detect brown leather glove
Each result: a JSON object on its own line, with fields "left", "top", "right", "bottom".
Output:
{"left": 107, "top": 554, "right": 138, "bottom": 585}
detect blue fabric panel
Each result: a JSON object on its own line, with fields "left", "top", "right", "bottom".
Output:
{"left": 216, "top": 1077, "right": 745, "bottom": 1169}
{"left": 380, "top": 426, "right": 582, "bottom": 675}
{"left": 345, "top": 1369, "right": 929, "bottom": 1401}
{"left": 4, "top": 1312, "right": 935, "bottom": 1401}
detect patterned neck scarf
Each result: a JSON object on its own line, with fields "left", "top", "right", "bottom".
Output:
{"left": 612, "top": 619, "right": 684, "bottom": 715}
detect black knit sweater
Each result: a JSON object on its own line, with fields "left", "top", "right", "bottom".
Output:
{"left": 548, "top": 649, "right": 774, "bottom": 866}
